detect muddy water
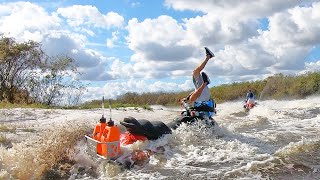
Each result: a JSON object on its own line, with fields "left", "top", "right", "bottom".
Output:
{"left": 111, "top": 97, "right": 320, "bottom": 179}
{"left": 0, "top": 97, "right": 320, "bottom": 179}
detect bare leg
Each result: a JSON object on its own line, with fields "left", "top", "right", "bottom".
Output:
{"left": 192, "top": 54, "right": 212, "bottom": 78}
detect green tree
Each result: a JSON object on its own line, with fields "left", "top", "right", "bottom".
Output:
{"left": 0, "top": 36, "right": 85, "bottom": 106}
{"left": 28, "top": 56, "right": 85, "bottom": 106}
{"left": 0, "top": 36, "right": 45, "bottom": 103}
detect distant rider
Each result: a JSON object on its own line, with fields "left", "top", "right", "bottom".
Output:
{"left": 244, "top": 89, "right": 256, "bottom": 109}
{"left": 246, "top": 89, "right": 255, "bottom": 102}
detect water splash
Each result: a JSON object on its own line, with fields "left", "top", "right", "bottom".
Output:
{"left": 1, "top": 96, "right": 320, "bottom": 179}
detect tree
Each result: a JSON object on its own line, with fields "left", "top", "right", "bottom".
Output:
{"left": 28, "top": 56, "right": 85, "bottom": 106}
{"left": 0, "top": 36, "right": 45, "bottom": 103}
{"left": 0, "top": 36, "right": 86, "bottom": 106}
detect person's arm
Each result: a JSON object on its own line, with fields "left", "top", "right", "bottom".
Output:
{"left": 189, "top": 82, "right": 207, "bottom": 102}
{"left": 184, "top": 92, "right": 194, "bottom": 101}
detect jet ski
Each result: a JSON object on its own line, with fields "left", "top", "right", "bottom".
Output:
{"left": 167, "top": 99, "right": 217, "bottom": 129}
{"left": 243, "top": 98, "right": 257, "bottom": 111}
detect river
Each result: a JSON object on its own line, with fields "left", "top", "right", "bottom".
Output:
{"left": 0, "top": 96, "right": 319, "bottom": 179}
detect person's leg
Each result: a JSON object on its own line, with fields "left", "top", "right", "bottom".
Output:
{"left": 192, "top": 54, "right": 212, "bottom": 79}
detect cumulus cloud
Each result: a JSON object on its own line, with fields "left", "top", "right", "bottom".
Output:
{"left": 164, "top": 0, "right": 315, "bottom": 20}
{"left": 249, "top": 2, "right": 320, "bottom": 71}
{"left": 0, "top": 2, "right": 118, "bottom": 82}
{"left": 84, "top": 78, "right": 193, "bottom": 100}
{"left": 41, "top": 33, "right": 116, "bottom": 81}
{"left": 125, "top": 15, "right": 202, "bottom": 79}
{"left": 304, "top": 60, "right": 320, "bottom": 73}
{"left": 126, "top": 16, "right": 195, "bottom": 60}
{"left": 124, "top": 1, "right": 320, "bottom": 87}
{"left": 57, "top": 5, "right": 124, "bottom": 29}
{"left": 106, "top": 31, "right": 120, "bottom": 48}
{"left": 0, "top": 1, "right": 61, "bottom": 42}
{"left": 42, "top": 33, "right": 102, "bottom": 66}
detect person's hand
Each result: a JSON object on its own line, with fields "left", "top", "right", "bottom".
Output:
{"left": 181, "top": 98, "right": 187, "bottom": 102}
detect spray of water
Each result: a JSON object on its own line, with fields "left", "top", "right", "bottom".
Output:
{"left": 0, "top": 122, "right": 90, "bottom": 179}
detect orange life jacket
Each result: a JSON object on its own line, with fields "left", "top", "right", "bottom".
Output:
{"left": 101, "top": 125, "right": 121, "bottom": 159}
{"left": 92, "top": 123, "right": 107, "bottom": 155}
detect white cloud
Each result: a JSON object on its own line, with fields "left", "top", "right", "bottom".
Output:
{"left": 125, "top": 15, "right": 202, "bottom": 80}
{"left": 164, "top": 0, "right": 315, "bottom": 20}
{"left": 106, "top": 31, "right": 120, "bottom": 48}
{"left": 57, "top": 5, "right": 124, "bottom": 29}
{"left": 304, "top": 60, "right": 320, "bottom": 73}
{"left": 109, "top": 58, "right": 135, "bottom": 79}
{"left": 127, "top": 15, "right": 193, "bottom": 61}
{"left": 84, "top": 79, "right": 193, "bottom": 100}
{"left": 130, "top": 2, "right": 141, "bottom": 8}
{"left": 0, "top": 2, "right": 117, "bottom": 82}
{"left": 249, "top": 2, "right": 320, "bottom": 71}
{"left": 0, "top": 2, "right": 61, "bottom": 42}
{"left": 41, "top": 32, "right": 114, "bottom": 81}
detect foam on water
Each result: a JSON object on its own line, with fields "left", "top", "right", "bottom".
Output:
{"left": 108, "top": 96, "right": 320, "bottom": 179}
{"left": 1, "top": 96, "right": 320, "bottom": 179}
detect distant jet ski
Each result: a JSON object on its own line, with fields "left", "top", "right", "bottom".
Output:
{"left": 243, "top": 98, "right": 257, "bottom": 111}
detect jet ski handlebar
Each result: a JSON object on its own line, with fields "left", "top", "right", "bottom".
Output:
{"left": 177, "top": 98, "right": 193, "bottom": 111}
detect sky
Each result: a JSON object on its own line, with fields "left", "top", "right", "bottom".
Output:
{"left": 0, "top": 0, "right": 320, "bottom": 101}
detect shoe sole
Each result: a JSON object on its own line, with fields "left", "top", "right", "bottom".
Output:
{"left": 205, "top": 47, "right": 215, "bottom": 57}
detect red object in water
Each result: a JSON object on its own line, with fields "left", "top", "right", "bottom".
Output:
{"left": 120, "top": 131, "right": 148, "bottom": 145}
{"left": 131, "top": 150, "right": 153, "bottom": 162}
{"left": 246, "top": 102, "right": 255, "bottom": 109}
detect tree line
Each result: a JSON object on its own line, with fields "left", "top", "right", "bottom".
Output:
{"left": 81, "top": 72, "right": 320, "bottom": 109}
{"left": 0, "top": 36, "right": 84, "bottom": 106}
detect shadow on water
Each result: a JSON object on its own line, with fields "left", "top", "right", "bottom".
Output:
{"left": 222, "top": 129, "right": 278, "bottom": 155}
{"left": 280, "top": 107, "right": 320, "bottom": 120}
{"left": 230, "top": 110, "right": 249, "bottom": 117}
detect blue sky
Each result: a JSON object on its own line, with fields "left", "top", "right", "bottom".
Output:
{"left": 0, "top": 0, "right": 320, "bottom": 101}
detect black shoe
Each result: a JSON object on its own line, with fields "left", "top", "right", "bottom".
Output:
{"left": 201, "top": 72, "right": 210, "bottom": 85}
{"left": 204, "top": 47, "right": 215, "bottom": 58}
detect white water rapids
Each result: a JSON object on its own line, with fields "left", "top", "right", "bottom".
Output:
{"left": 0, "top": 96, "right": 319, "bottom": 179}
